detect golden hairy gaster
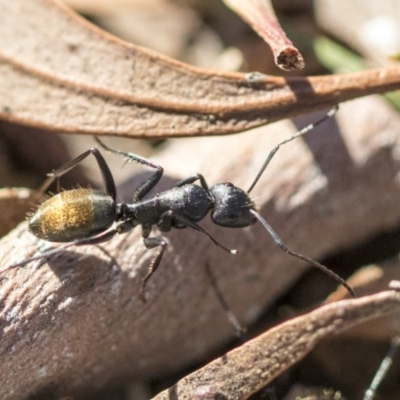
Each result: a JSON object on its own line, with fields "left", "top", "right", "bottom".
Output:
{"left": 29, "top": 189, "right": 116, "bottom": 242}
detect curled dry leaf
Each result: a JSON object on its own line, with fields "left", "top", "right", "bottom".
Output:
{"left": 152, "top": 289, "right": 400, "bottom": 400}
{"left": 1, "top": 0, "right": 400, "bottom": 137}
{"left": 223, "top": 0, "right": 305, "bottom": 71}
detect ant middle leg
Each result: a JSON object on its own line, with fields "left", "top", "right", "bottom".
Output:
{"left": 94, "top": 137, "right": 163, "bottom": 202}
{"left": 140, "top": 217, "right": 227, "bottom": 301}
{"left": 140, "top": 225, "right": 168, "bottom": 302}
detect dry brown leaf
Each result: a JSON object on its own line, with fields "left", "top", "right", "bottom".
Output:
{"left": 223, "top": 0, "right": 305, "bottom": 71}
{"left": 1, "top": 0, "right": 400, "bottom": 137}
{"left": 152, "top": 289, "right": 400, "bottom": 400}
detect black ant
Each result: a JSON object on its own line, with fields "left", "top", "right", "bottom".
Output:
{"left": 1, "top": 106, "right": 355, "bottom": 300}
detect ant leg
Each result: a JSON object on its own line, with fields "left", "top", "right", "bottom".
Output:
{"left": 37, "top": 148, "right": 116, "bottom": 201}
{"left": 1, "top": 221, "right": 133, "bottom": 274}
{"left": 157, "top": 211, "right": 188, "bottom": 232}
{"left": 94, "top": 137, "right": 163, "bottom": 202}
{"left": 140, "top": 226, "right": 168, "bottom": 302}
{"left": 249, "top": 210, "right": 356, "bottom": 297}
{"left": 142, "top": 210, "right": 237, "bottom": 302}
{"left": 204, "top": 262, "right": 245, "bottom": 338}
{"left": 159, "top": 211, "right": 237, "bottom": 255}
{"left": 73, "top": 220, "right": 133, "bottom": 245}
{"left": 247, "top": 106, "right": 338, "bottom": 193}
{"left": 176, "top": 174, "right": 210, "bottom": 192}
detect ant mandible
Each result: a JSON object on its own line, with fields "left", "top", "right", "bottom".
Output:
{"left": 2, "top": 106, "right": 355, "bottom": 300}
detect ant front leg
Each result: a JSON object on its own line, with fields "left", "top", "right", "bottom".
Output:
{"left": 159, "top": 211, "right": 236, "bottom": 254}
{"left": 157, "top": 210, "right": 187, "bottom": 231}
{"left": 37, "top": 147, "right": 116, "bottom": 201}
{"left": 95, "top": 137, "right": 163, "bottom": 202}
{"left": 140, "top": 225, "right": 168, "bottom": 302}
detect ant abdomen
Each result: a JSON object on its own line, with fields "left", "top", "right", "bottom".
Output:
{"left": 29, "top": 188, "right": 116, "bottom": 242}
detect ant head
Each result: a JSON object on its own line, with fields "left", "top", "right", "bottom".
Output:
{"left": 209, "top": 183, "right": 257, "bottom": 228}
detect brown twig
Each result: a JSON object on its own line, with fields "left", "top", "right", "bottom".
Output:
{"left": 223, "top": 0, "right": 305, "bottom": 71}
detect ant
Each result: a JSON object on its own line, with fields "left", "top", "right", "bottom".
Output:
{"left": 1, "top": 106, "right": 355, "bottom": 301}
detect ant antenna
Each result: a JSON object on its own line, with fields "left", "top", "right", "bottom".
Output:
{"left": 249, "top": 210, "right": 356, "bottom": 297}
{"left": 243, "top": 106, "right": 354, "bottom": 297}
{"left": 248, "top": 106, "right": 338, "bottom": 193}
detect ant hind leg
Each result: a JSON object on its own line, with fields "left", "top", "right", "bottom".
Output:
{"left": 37, "top": 147, "right": 116, "bottom": 201}
{"left": 0, "top": 221, "right": 132, "bottom": 275}
{"left": 94, "top": 137, "right": 164, "bottom": 202}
